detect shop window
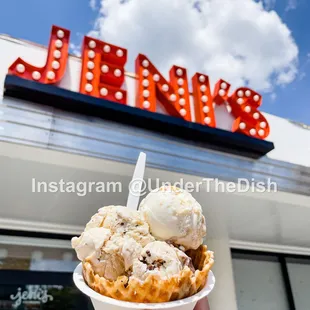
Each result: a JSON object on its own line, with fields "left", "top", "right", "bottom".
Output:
{"left": 232, "top": 252, "right": 290, "bottom": 310}
{"left": 0, "top": 240, "right": 92, "bottom": 310}
{"left": 232, "top": 250, "right": 310, "bottom": 310}
{"left": 0, "top": 281, "right": 92, "bottom": 310}
{"left": 0, "top": 243, "right": 79, "bottom": 272}
{"left": 286, "top": 257, "right": 310, "bottom": 310}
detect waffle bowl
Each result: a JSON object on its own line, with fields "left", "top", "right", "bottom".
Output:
{"left": 81, "top": 245, "right": 214, "bottom": 303}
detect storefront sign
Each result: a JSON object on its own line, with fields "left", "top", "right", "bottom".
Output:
{"left": 7, "top": 25, "right": 270, "bottom": 140}
{"left": 10, "top": 286, "right": 53, "bottom": 308}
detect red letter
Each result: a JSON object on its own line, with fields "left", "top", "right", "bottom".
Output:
{"left": 213, "top": 79, "right": 231, "bottom": 106}
{"left": 228, "top": 88, "right": 270, "bottom": 139}
{"left": 8, "top": 25, "right": 70, "bottom": 84}
{"left": 79, "top": 36, "right": 127, "bottom": 104}
{"left": 135, "top": 54, "right": 192, "bottom": 121}
{"left": 192, "top": 73, "right": 216, "bottom": 127}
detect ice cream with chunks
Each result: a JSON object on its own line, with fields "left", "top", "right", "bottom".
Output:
{"left": 139, "top": 186, "right": 206, "bottom": 250}
{"left": 72, "top": 206, "right": 154, "bottom": 281}
{"left": 85, "top": 205, "right": 155, "bottom": 246}
{"left": 72, "top": 188, "right": 213, "bottom": 303}
{"left": 132, "top": 241, "right": 192, "bottom": 280}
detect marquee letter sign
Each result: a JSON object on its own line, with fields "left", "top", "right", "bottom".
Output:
{"left": 7, "top": 25, "right": 270, "bottom": 140}
{"left": 192, "top": 73, "right": 216, "bottom": 128}
{"left": 79, "top": 36, "right": 127, "bottom": 104}
{"left": 228, "top": 88, "right": 270, "bottom": 138}
{"left": 8, "top": 26, "right": 70, "bottom": 84}
{"left": 135, "top": 54, "right": 192, "bottom": 122}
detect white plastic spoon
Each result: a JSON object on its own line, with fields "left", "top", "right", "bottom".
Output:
{"left": 126, "top": 152, "right": 146, "bottom": 210}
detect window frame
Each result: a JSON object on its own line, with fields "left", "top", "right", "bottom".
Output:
{"left": 231, "top": 249, "right": 310, "bottom": 310}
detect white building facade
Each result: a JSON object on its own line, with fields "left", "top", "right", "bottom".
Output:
{"left": 0, "top": 33, "right": 310, "bottom": 310}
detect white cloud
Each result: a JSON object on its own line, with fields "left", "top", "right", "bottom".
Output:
{"left": 89, "top": 0, "right": 96, "bottom": 11}
{"left": 89, "top": 0, "right": 298, "bottom": 93}
{"left": 285, "top": 0, "right": 297, "bottom": 11}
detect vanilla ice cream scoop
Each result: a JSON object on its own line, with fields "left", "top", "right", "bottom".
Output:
{"left": 139, "top": 186, "right": 206, "bottom": 250}
{"left": 72, "top": 205, "right": 156, "bottom": 281}
{"left": 71, "top": 227, "right": 111, "bottom": 261}
{"left": 72, "top": 228, "right": 143, "bottom": 281}
{"left": 86, "top": 205, "right": 154, "bottom": 246}
{"left": 88, "top": 235, "right": 143, "bottom": 281}
{"left": 132, "top": 241, "right": 187, "bottom": 280}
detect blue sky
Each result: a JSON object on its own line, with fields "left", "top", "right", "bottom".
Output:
{"left": 0, "top": 0, "right": 309, "bottom": 125}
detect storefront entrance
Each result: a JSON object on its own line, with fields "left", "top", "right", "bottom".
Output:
{"left": 0, "top": 272, "right": 92, "bottom": 310}
{"left": 0, "top": 236, "right": 91, "bottom": 310}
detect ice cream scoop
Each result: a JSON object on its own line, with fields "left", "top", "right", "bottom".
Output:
{"left": 71, "top": 227, "right": 111, "bottom": 261}
{"left": 132, "top": 241, "right": 187, "bottom": 280}
{"left": 87, "top": 234, "right": 143, "bottom": 281}
{"left": 86, "top": 205, "right": 154, "bottom": 246}
{"left": 72, "top": 205, "right": 155, "bottom": 281}
{"left": 139, "top": 186, "right": 206, "bottom": 250}
{"left": 72, "top": 229, "right": 144, "bottom": 281}
{"left": 174, "top": 246, "right": 195, "bottom": 273}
